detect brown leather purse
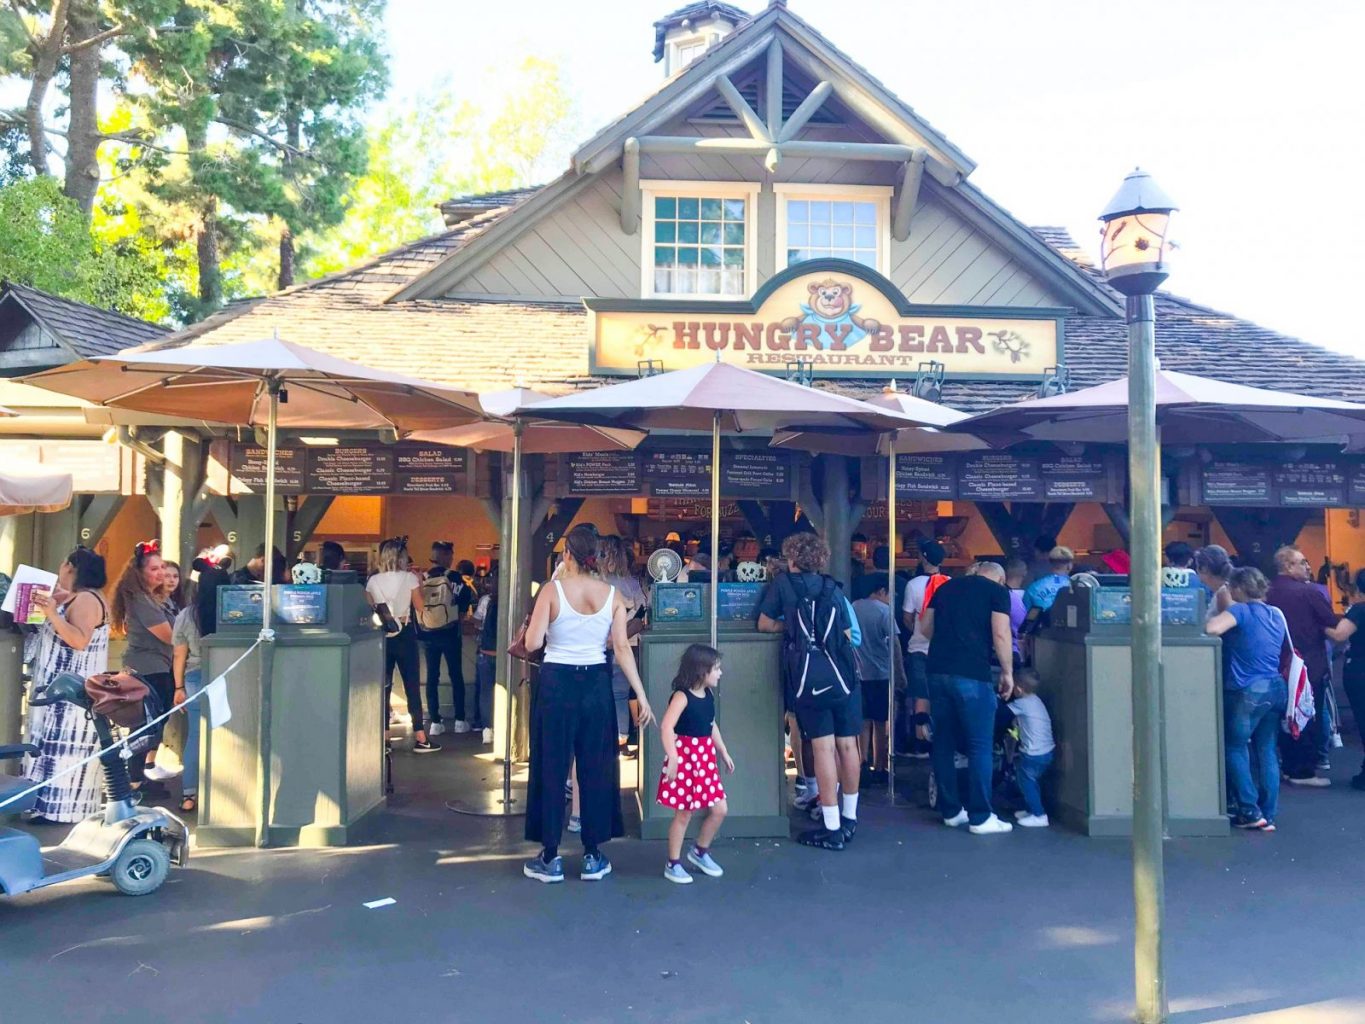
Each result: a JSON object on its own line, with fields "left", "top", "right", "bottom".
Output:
{"left": 506, "top": 613, "right": 542, "bottom": 663}
{"left": 84, "top": 671, "right": 151, "bottom": 728}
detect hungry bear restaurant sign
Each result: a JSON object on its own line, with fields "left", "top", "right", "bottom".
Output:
{"left": 586, "top": 260, "right": 1063, "bottom": 379}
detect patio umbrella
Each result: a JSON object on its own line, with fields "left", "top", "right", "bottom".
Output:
{"left": 769, "top": 382, "right": 976, "bottom": 802}
{"left": 526, "top": 362, "right": 940, "bottom": 648}
{"left": 408, "top": 387, "right": 645, "bottom": 819}
{"left": 952, "top": 368, "right": 1365, "bottom": 446}
{"left": 0, "top": 467, "right": 73, "bottom": 516}
{"left": 22, "top": 338, "right": 484, "bottom": 846}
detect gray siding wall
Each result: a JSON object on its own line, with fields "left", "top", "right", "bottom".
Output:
{"left": 446, "top": 122, "right": 1066, "bottom": 307}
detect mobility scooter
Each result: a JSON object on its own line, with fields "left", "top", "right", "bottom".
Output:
{"left": 0, "top": 672, "right": 188, "bottom": 898}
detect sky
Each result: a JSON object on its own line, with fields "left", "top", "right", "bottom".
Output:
{"left": 383, "top": 0, "right": 1365, "bottom": 359}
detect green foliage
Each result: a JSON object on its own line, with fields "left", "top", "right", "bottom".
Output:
{"left": 301, "top": 55, "right": 577, "bottom": 279}
{"left": 0, "top": 177, "right": 169, "bottom": 321}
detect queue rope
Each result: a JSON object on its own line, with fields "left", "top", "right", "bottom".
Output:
{"left": 0, "top": 635, "right": 266, "bottom": 814}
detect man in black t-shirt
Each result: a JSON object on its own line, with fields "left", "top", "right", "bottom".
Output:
{"left": 919, "top": 560, "right": 1015, "bottom": 835}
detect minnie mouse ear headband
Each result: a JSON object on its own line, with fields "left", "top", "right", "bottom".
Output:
{"left": 134, "top": 539, "right": 160, "bottom": 562}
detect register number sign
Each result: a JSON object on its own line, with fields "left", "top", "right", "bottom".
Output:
{"left": 587, "top": 260, "right": 1061, "bottom": 379}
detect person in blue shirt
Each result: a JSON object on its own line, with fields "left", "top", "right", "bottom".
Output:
{"left": 1023, "top": 546, "right": 1075, "bottom": 613}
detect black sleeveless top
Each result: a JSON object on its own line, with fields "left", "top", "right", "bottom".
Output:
{"left": 675, "top": 688, "right": 715, "bottom": 737}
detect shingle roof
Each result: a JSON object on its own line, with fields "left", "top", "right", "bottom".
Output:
{"left": 1, "top": 281, "right": 168, "bottom": 358}
{"left": 145, "top": 195, "right": 1365, "bottom": 412}
{"left": 438, "top": 186, "right": 544, "bottom": 227}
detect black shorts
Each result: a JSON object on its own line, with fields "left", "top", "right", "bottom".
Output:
{"left": 860, "top": 679, "right": 889, "bottom": 722}
{"left": 795, "top": 686, "right": 863, "bottom": 739}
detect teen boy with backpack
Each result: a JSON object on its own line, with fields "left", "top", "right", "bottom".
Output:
{"left": 758, "top": 532, "right": 863, "bottom": 851}
{"left": 419, "top": 540, "right": 475, "bottom": 734}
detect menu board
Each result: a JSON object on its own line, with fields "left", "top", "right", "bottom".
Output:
{"left": 1040, "top": 455, "right": 1110, "bottom": 501}
{"left": 1272, "top": 461, "right": 1347, "bottom": 507}
{"left": 566, "top": 452, "right": 641, "bottom": 494}
{"left": 721, "top": 451, "right": 793, "bottom": 499}
{"left": 307, "top": 447, "right": 394, "bottom": 494}
{"left": 230, "top": 445, "right": 306, "bottom": 494}
{"left": 894, "top": 455, "right": 957, "bottom": 500}
{"left": 1200, "top": 461, "right": 1274, "bottom": 506}
{"left": 643, "top": 451, "right": 711, "bottom": 497}
{"left": 958, "top": 453, "right": 1045, "bottom": 501}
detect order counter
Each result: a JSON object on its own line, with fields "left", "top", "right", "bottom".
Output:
{"left": 197, "top": 582, "right": 385, "bottom": 847}
{"left": 1033, "top": 585, "right": 1228, "bottom": 837}
{"left": 636, "top": 581, "right": 788, "bottom": 839}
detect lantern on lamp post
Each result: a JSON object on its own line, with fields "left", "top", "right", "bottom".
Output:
{"left": 1099, "top": 168, "right": 1178, "bottom": 1024}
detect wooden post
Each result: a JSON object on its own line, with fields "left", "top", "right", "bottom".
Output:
{"left": 819, "top": 455, "right": 865, "bottom": 588}
{"left": 286, "top": 496, "right": 335, "bottom": 561}
{"left": 891, "top": 149, "right": 927, "bottom": 242}
{"left": 1211, "top": 508, "right": 1311, "bottom": 574}
{"left": 159, "top": 430, "right": 207, "bottom": 569}
{"left": 764, "top": 37, "right": 783, "bottom": 139}
{"left": 620, "top": 137, "right": 640, "bottom": 235}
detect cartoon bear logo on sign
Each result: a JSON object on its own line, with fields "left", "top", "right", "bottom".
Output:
{"left": 778, "top": 279, "right": 881, "bottom": 350}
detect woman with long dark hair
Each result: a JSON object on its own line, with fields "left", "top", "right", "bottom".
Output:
{"left": 521, "top": 523, "right": 655, "bottom": 884}
{"left": 24, "top": 546, "right": 109, "bottom": 824}
{"left": 111, "top": 540, "right": 175, "bottom": 793}
{"left": 366, "top": 537, "right": 439, "bottom": 753}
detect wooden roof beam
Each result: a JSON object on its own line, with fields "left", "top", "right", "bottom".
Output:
{"left": 715, "top": 74, "right": 773, "bottom": 143}
{"left": 892, "top": 149, "right": 927, "bottom": 242}
{"left": 620, "top": 137, "right": 641, "bottom": 235}
{"left": 636, "top": 135, "right": 919, "bottom": 161}
{"left": 765, "top": 37, "right": 783, "bottom": 139}
{"left": 777, "top": 80, "right": 832, "bottom": 143}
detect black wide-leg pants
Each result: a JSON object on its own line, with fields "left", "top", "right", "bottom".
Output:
{"left": 525, "top": 661, "right": 624, "bottom": 850}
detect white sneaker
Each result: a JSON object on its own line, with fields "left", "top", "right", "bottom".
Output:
{"left": 1016, "top": 814, "right": 1049, "bottom": 828}
{"left": 969, "top": 814, "right": 1013, "bottom": 835}
{"left": 452, "top": 720, "right": 471, "bottom": 734}
{"left": 1014, "top": 809, "right": 1030, "bottom": 820}
{"left": 942, "top": 809, "right": 969, "bottom": 828}
{"left": 427, "top": 721, "right": 447, "bottom": 737}
{"left": 144, "top": 763, "right": 181, "bottom": 782}
{"left": 482, "top": 728, "right": 493, "bottom": 744}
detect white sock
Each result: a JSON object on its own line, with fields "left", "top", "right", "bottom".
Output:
{"left": 841, "top": 793, "right": 858, "bottom": 820}
{"left": 804, "top": 777, "right": 819, "bottom": 796}
{"left": 821, "top": 804, "right": 840, "bottom": 831}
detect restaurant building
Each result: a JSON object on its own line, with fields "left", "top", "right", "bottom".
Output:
{"left": 6, "top": 0, "right": 1365, "bottom": 607}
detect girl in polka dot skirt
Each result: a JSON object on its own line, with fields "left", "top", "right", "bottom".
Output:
{"left": 657, "top": 644, "right": 734, "bottom": 884}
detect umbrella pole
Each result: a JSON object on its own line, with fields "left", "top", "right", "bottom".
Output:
{"left": 710, "top": 411, "right": 720, "bottom": 652}
{"left": 887, "top": 434, "right": 896, "bottom": 803}
{"left": 256, "top": 378, "right": 280, "bottom": 849}
{"left": 502, "top": 419, "right": 524, "bottom": 811}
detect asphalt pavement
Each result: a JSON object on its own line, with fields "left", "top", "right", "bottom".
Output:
{"left": 2, "top": 732, "right": 1364, "bottom": 1024}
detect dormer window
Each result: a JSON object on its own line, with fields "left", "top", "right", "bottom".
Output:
{"left": 641, "top": 180, "right": 758, "bottom": 299}
{"left": 669, "top": 35, "right": 711, "bottom": 73}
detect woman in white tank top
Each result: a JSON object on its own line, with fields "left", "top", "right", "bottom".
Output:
{"left": 521, "top": 524, "right": 654, "bottom": 884}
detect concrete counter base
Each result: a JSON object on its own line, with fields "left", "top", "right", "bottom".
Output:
{"left": 1034, "top": 630, "right": 1229, "bottom": 838}
{"left": 637, "top": 629, "right": 789, "bottom": 840}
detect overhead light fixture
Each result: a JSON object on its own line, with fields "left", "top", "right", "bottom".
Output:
{"left": 911, "top": 360, "right": 945, "bottom": 403}
{"left": 298, "top": 436, "right": 341, "bottom": 446}
{"left": 786, "top": 359, "right": 814, "bottom": 386}
{"left": 1038, "top": 365, "right": 1071, "bottom": 398}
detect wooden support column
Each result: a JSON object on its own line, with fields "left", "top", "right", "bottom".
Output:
{"left": 975, "top": 502, "right": 1031, "bottom": 558}
{"left": 620, "top": 137, "right": 640, "bottom": 235}
{"left": 533, "top": 498, "right": 585, "bottom": 580}
{"left": 1212, "top": 508, "right": 1312, "bottom": 574}
{"left": 716, "top": 75, "right": 771, "bottom": 144}
{"left": 1104, "top": 503, "right": 1132, "bottom": 546}
{"left": 286, "top": 496, "right": 335, "bottom": 560}
{"left": 891, "top": 149, "right": 927, "bottom": 242}
{"left": 764, "top": 37, "right": 783, "bottom": 139}
{"left": 817, "top": 455, "right": 865, "bottom": 588}
{"left": 77, "top": 495, "right": 125, "bottom": 548}
{"left": 1040, "top": 503, "right": 1075, "bottom": 545}
{"left": 159, "top": 431, "right": 207, "bottom": 569}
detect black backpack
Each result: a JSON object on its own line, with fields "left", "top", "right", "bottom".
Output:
{"left": 778, "top": 573, "right": 860, "bottom": 708}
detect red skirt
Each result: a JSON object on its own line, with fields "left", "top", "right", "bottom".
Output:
{"left": 656, "top": 735, "right": 725, "bottom": 810}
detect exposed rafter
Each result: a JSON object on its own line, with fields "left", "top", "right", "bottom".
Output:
{"left": 619, "top": 35, "right": 929, "bottom": 237}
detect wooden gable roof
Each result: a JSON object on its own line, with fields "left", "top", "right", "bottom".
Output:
{"left": 0, "top": 281, "right": 168, "bottom": 362}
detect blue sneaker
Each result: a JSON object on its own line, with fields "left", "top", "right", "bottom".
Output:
{"left": 686, "top": 848, "right": 723, "bottom": 878}
{"left": 663, "top": 862, "right": 693, "bottom": 884}
{"left": 580, "top": 852, "right": 612, "bottom": 880}
{"left": 523, "top": 854, "right": 564, "bottom": 884}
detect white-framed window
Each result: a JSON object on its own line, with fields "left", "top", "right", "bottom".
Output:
{"left": 669, "top": 36, "right": 711, "bottom": 73}
{"left": 641, "top": 180, "right": 759, "bottom": 299}
{"left": 774, "top": 184, "right": 892, "bottom": 273}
